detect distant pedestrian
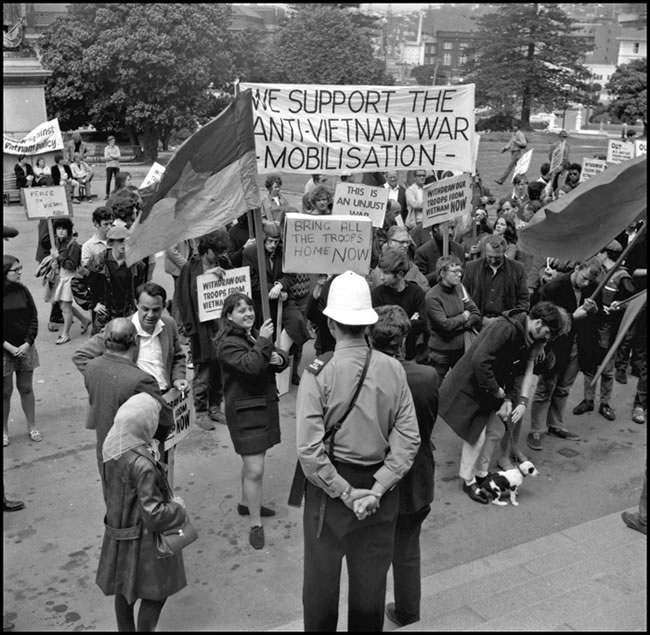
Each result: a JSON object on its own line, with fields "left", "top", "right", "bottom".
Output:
{"left": 104, "top": 136, "right": 121, "bottom": 199}
{"left": 495, "top": 122, "right": 527, "bottom": 185}
{"left": 97, "top": 392, "right": 187, "bottom": 631}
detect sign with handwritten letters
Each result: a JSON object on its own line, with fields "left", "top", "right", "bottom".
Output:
{"left": 196, "top": 266, "right": 252, "bottom": 323}
{"left": 606, "top": 139, "right": 635, "bottom": 164}
{"left": 140, "top": 161, "right": 166, "bottom": 189}
{"left": 635, "top": 139, "right": 647, "bottom": 157}
{"left": 549, "top": 140, "right": 566, "bottom": 173}
{"left": 242, "top": 83, "right": 476, "bottom": 174}
{"left": 579, "top": 158, "right": 608, "bottom": 182}
{"left": 282, "top": 213, "right": 372, "bottom": 275}
{"left": 23, "top": 186, "right": 72, "bottom": 220}
{"left": 163, "top": 388, "right": 194, "bottom": 451}
{"left": 512, "top": 148, "right": 533, "bottom": 180}
{"left": 332, "top": 182, "right": 388, "bottom": 228}
{"left": 422, "top": 173, "right": 472, "bottom": 228}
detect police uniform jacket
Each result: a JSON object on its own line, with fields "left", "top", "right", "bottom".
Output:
{"left": 296, "top": 340, "right": 420, "bottom": 499}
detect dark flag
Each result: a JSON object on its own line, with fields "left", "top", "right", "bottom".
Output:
{"left": 519, "top": 154, "right": 646, "bottom": 261}
{"left": 126, "top": 89, "right": 260, "bottom": 266}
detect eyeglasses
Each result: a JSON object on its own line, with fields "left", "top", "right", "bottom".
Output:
{"left": 415, "top": 173, "right": 426, "bottom": 178}
{"left": 444, "top": 269, "right": 463, "bottom": 275}
{"left": 9, "top": 266, "right": 23, "bottom": 272}
{"left": 391, "top": 239, "right": 411, "bottom": 246}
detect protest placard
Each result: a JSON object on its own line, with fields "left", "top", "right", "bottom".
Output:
{"left": 635, "top": 139, "right": 647, "bottom": 157}
{"left": 140, "top": 161, "right": 166, "bottom": 189}
{"left": 23, "top": 186, "right": 72, "bottom": 220}
{"left": 549, "top": 140, "right": 566, "bottom": 173}
{"left": 3, "top": 119, "right": 64, "bottom": 155}
{"left": 241, "top": 82, "right": 476, "bottom": 174}
{"left": 580, "top": 158, "right": 608, "bottom": 182}
{"left": 163, "top": 388, "right": 194, "bottom": 451}
{"left": 282, "top": 213, "right": 372, "bottom": 275}
{"left": 197, "top": 266, "right": 252, "bottom": 323}
{"left": 422, "top": 173, "right": 472, "bottom": 228}
{"left": 512, "top": 148, "right": 533, "bottom": 180}
{"left": 607, "top": 139, "right": 635, "bottom": 164}
{"left": 332, "top": 182, "right": 388, "bottom": 228}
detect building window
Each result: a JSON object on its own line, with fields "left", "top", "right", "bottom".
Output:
{"left": 443, "top": 42, "right": 453, "bottom": 50}
{"left": 633, "top": 42, "right": 639, "bottom": 54}
{"left": 459, "top": 55, "right": 467, "bottom": 65}
{"left": 443, "top": 53, "right": 452, "bottom": 66}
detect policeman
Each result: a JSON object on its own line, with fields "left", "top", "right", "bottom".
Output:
{"left": 296, "top": 271, "right": 420, "bottom": 632}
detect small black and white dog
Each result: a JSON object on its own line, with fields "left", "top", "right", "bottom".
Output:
{"left": 480, "top": 460, "right": 539, "bottom": 506}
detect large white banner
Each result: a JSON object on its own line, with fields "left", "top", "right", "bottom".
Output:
{"left": 242, "top": 83, "right": 476, "bottom": 174}
{"left": 3, "top": 119, "right": 65, "bottom": 155}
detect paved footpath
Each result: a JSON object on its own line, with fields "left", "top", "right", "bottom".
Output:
{"left": 273, "top": 510, "right": 646, "bottom": 632}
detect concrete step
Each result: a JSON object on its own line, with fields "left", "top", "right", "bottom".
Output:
{"left": 395, "top": 509, "right": 646, "bottom": 632}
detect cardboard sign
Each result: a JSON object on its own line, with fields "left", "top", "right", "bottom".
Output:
{"left": 512, "top": 148, "right": 533, "bottom": 180}
{"left": 282, "top": 213, "right": 372, "bottom": 275}
{"left": 163, "top": 388, "right": 194, "bottom": 451}
{"left": 23, "top": 186, "right": 72, "bottom": 220}
{"left": 580, "top": 158, "right": 608, "bottom": 182}
{"left": 332, "top": 182, "right": 388, "bottom": 228}
{"left": 3, "top": 118, "right": 64, "bottom": 155}
{"left": 242, "top": 82, "right": 476, "bottom": 174}
{"left": 422, "top": 173, "right": 472, "bottom": 228}
{"left": 607, "top": 139, "right": 635, "bottom": 164}
{"left": 140, "top": 161, "right": 166, "bottom": 189}
{"left": 635, "top": 139, "right": 647, "bottom": 157}
{"left": 549, "top": 140, "right": 566, "bottom": 173}
{"left": 197, "top": 266, "right": 252, "bottom": 322}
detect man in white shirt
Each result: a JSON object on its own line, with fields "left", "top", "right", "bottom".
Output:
{"left": 384, "top": 171, "right": 407, "bottom": 222}
{"left": 81, "top": 206, "right": 114, "bottom": 268}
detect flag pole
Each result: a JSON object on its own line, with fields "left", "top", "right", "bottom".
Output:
{"left": 234, "top": 77, "right": 271, "bottom": 322}
{"left": 587, "top": 220, "right": 646, "bottom": 303}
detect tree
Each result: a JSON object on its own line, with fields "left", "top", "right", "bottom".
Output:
{"left": 271, "top": 4, "right": 390, "bottom": 84}
{"left": 607, "top": 59, "right": 647, "bottom": 137}
{"left": 39, "top": 3, "right": 235, "bottom": 161}
{"left": 410, "top": 64, "right": 439, "bottom": 86}
{"left": 464, "top": 3, "right": 591, "bottom": 128}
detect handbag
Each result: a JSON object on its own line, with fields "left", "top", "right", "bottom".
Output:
{"left": 155, "top": 519, "right": 198, "bottom": 559}
{"left": 70, "top": 270, "right": 93, "bottom": 310}
{"left": 154, "top": 464, "right": 199, "bottom": 559}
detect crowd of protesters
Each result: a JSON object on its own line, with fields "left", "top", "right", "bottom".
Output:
{"left": 4, "top": 129, "right": 646, "bottom": 631}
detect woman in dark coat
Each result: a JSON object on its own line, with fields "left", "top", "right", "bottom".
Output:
{"left": 215, "top": 293, "right": 289, "bottom": 550}
{"left": 97, "top": 392, "right": 187, "bottom": 631}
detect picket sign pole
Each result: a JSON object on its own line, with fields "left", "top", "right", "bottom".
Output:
{"left": 47, "top": 217, "right": 55, "bottom": 252}
{"left": 442, "top": 221, "right": 449, "bottom": 257}
{"left": 167, "top": 446, "right": 175, "bottom": 490}
{"left": 234, "top": 76, "right": 271, "bottom": 322}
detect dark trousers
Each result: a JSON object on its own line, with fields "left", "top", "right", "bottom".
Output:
{"left": 616, "top": 310, "right": 646, "bottom": 375}
{"left": 391, "top": 506, "right": 431, "bottom": 623}
{"left": 192, "top": 360, "right": 222, "bottom": 412}
{"left": 49, "top": 301, "right": 63, "bottom": 324}
{"left": 114, "top": 594, "right": 166, "bottom": 632}
{"left": 302, "top": 462, "right": 399, "bottom": 632}
{"left": 106, "top": 167, "right": 120, "bottom": 196}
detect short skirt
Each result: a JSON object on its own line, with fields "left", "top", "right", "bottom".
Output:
{"left": 3, "top": 345, "right": 40, "bottom": 377}
{"left": 52, "top": 269, "right": 75, "bottom": 303}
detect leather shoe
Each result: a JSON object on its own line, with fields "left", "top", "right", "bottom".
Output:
{"left": 621, "top": 511, "right": 647, "bottom": 535}
{"left": 208, "top": 408, "right": 227, "bottom": 424}
{"left": 547, "top": 426, "right": 581, "bottom": 441}
{"left": 385, "top": 602, "right": 418, "bottom": 627}
{"left": 249, "top": 525, "right": 265, "bottom": 549}
{"left": 3, "top": 498, "right": 25, "bottom": 512}
{"left": 615, "top": 370, "right": 628, "bottom": 384}
{"left": 237, "top": 503, "right": 276, "bottom": 517}
{"left": 194, "top": 413, "right": 216, "bottom": 431}
{"left": 572, "top": 399, "right": 594, "bottom": 415}
{"left": 632, "top": 406, "right": 645, "bottom": 424}
{"left": 462, "top": 481, "right": 488, "bottom": 504}
{"left": 598, "top": 403, "right": 616, "bottom": 421}
{"left": 527, "top": 432, "right": 543, "bottom": 451}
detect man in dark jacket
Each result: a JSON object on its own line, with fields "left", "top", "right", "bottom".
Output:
{"left": 527, "top": 259, "right": 601, "bottom": 452}
{"left": 439, "top": 302, "right": 563, "bottom": 504}
{"left": 462, "top": 234, "right": 529, "bottom": 328}
{"left": 369, "top": 305, "right": 438, "bottom": 628}
{"left": 414, "top": 223, "right": 465, "bottom": 286}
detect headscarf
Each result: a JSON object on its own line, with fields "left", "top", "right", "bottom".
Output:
{"left": 102, "top": 393, "right": 162, "bottom": 463}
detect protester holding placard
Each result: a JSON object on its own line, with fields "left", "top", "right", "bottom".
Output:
{"left": 371, "top": 248, "right": 428, "bottom": 362}
{"left": 175, "top": 230, "right": 232, "bottom": 429}
{"left": 215, "top": 292, "right": 289, "bottom": 549}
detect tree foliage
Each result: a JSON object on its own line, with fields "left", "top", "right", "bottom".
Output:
{"left": 464, "top": 3, "right": 591, "bottom": 127}
{"left": 39, "top": 3, "right": 234, "bottom": 160}
{"left": 607, "top": 59, "right": 647, "bottom": 135}
{"left": 410, "top": 64, "right": 439, "bottom": 86}
{"left": 271, "top": 4, "right": 390, "bottom": 84}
